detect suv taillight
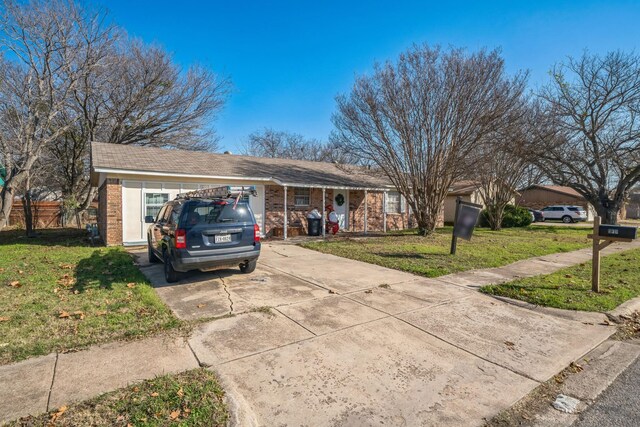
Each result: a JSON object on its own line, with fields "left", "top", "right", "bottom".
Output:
{"left": 254, "top": 224, "right": 261, "bottom": 243}
{"left": 175, "top": 229, "right": 187, "bottom": 249}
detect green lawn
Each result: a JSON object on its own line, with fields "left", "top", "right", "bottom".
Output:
{"left": 0, "top": 228, "right": 181, "bottom": 364}
{"left": 9, "top": 369, "right": 228, "bottom": 426}
{"left": 302, "top": 226, "right": 591, "bottom": 278}
{"left": 481, "top": 248, "right": 640, "bottom": 312}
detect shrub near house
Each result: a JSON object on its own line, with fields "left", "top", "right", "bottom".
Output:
{"left": 479, "top": 204, "right": 532, "bottom": 228}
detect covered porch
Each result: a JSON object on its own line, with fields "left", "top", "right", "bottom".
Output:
{"left": 264, "top": 183, "right": 412, "bottom": 240}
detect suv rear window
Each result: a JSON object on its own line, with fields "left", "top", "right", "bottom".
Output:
{"left": 181, "top": 200, "right": 252, "bottom": 226}
{"left": 568, "top": 207, "right": 584, "bottom": 212}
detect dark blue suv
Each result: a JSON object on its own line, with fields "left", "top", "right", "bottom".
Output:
{"left": 146, "top": 190, "right": 261, "bottom": 283}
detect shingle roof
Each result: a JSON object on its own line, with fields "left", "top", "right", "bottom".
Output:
{"left": 448, "top": 180, "right": 479, "bottom": 195}
{"left": 523, "top": 185, "right": 585, "bottom": 199}
{"left": 91, "top": 142, "right": 391, "bottom": 189}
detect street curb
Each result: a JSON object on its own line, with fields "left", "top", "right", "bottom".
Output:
{"left": 607, "top": 295, "right": 640, "bottom": 318}
{"left": 210, "top": 369, "right": 259, "bottom": 427}
{"left": 489, "top": 295, "right": 609, "bottom": 324}
{"left": 488, "top": 339, "right": 640, "bottom": 426}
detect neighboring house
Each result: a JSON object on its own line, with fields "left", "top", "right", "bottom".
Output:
{"left": 517, "top": 185, "right": 597, "bottom": 220}
{"left": 444, "top": 181, "right": 484, "bottom": 223}
{"left": 90, "top": 142, "right": 421, "bottom": 246}
{"left": 443, "top": 180, "right": 519, "bottom": 223}
{"left": 626, "top": 190, "right": 640, "bottom": 219}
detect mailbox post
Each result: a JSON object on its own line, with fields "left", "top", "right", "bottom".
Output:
{"left": 587, "top": 217, "right": 637, "bottom": 292}
{"left": 450, "top": 197, "right": 483, "bottom": 255}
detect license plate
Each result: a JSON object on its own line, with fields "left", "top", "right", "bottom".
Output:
{"left": 215, "top": 234, "right": 232, "bottom": 244}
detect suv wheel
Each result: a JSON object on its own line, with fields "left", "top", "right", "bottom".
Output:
{"left": 240, "top": 259, "right": 257, "bottom": 274}
{"left": 562, "top": 215, "right": 573, "bottom": 224}
{"left": 163, "top": 251, "right": 181, "bottom": 283}
{"left": 148, "top": 240, "right": 160, "bottom": 263}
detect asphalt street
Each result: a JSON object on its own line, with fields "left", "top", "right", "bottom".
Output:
{"left": 574, "top": 353, "right": 640, "bottom": 427}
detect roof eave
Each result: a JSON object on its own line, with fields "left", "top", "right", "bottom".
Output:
{"left": 92, "top": 167, "right": 391, "bottom": 191}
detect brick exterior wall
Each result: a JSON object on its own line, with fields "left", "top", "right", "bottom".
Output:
{"left": 98, "top": 178, "right": 122, "bottom": 246}
{"left": 349, "top": 191, "right": 440, "bottom": 232}
{"left": 265, "top": 185, "right": 333, "bottom": 235}
{"left": 263, "top": 185, "right": 444, "bottom": 236}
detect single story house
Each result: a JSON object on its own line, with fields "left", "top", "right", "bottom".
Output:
{"left": 443, "top": 181, "right": 484, "bottom": 223}
{"left": 626, "top": 189, "right": 640, "bottom": 219}
{"left": 90, "top": 142, "right": 422, "bottom": 246}
{"left": 516, "top": 185, "right": 597, "bottom": 220}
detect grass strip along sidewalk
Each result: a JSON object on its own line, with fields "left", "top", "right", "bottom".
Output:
{"left": 9, "top": 369, "right": 228, "bottom": 427}
{"left": 481, "top": 248, "right": 640, "bottom": 312}
{"left": 303, "top": 226, "right": 591, "bottom": 278}
{"left": 0, "top": 229, "right": 181, "bottom": 364}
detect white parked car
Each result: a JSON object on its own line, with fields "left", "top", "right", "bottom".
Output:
{"left": 540, "top": 205, "right": 588, "bottom": 223}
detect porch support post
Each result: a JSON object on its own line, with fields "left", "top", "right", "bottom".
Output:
{"left": 383, "top": 191, "right": 387, "bottom": 233}
{"left": 322, "top": 187, "right": 326, "bottom": 238}
{"left": 283, "top": 185, "right": 288, "bottom": 240}
{"left": 364, "top": 189, "right": 368, "bottom": 234}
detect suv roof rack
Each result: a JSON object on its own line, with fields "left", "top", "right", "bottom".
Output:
{"left": 175, "top": 185, "right": 257, "bottom": 201}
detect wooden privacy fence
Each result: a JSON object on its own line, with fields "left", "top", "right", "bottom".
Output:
{"left": 9, "top": 201, "right": 63, "bottom": 228}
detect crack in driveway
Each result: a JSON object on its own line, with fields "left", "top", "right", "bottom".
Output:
{"left": 217, "top": 274, "right": 234, "bottom": 314}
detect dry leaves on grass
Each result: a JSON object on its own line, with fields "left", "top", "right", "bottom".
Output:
{"left": 7, "top": 280, "right": 21, "bottom": 288}
{"left": 0, "top": 316, "right": 10, "bottom": 322}
{"left": 57, "top": 274, "right": 76, "bottom": 287}
{"left": 127, "top": 282, "right": 136, "bottom": 288}
{"left": 49, "top": 405, "right": 68, "bottom": 423}
{"left": 59, "top": 263, "right": 74, "bottom": 269}
{"left": 170, "top": 409, "right": 181, "bottom": 420}
{"left": 150, "top": 392, "right": 159, "bottom": 397}
{"left": 58, "top": 311, "right": 85, "bottom": 320}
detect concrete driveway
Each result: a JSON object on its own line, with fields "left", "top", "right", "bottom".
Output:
{"left": 134, "top": 243, "right": 613, "bottom": 426}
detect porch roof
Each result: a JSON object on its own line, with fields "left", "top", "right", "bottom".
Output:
{"left": 91, "top": 142, "right": 391, "bottom": 191}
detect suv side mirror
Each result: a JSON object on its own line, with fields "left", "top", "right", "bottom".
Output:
{"left": 144, "top": 215, "right": 155, "bottom": 223}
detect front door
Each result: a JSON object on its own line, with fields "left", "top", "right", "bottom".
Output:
{"left": 332, "top": 190, "right": 348, "bottom": 230}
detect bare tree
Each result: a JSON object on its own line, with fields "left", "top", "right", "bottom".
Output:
{"left": 530, "top": 51, "right": 640, "bottom": 225}
{"left": 333, "top": 45, "right": 527, "bottom": 235}
{"left": 50, "top": 39, "right": 229, "bottom": 224}
{"left": 0, "top": 0, "right": 230, "bottom": 232}
{"left": 0, "top": 0, "right": 95, "bottom": 234}
{"left": 470, "top": 104, "right": 537, "bottom": 230}
{"left": 242, "top": 128, "right": 332, "bottom": 161}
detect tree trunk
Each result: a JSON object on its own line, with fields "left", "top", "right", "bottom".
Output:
{"left": 415, "top": 210, "right": 439, "bottom": 236}
{"left": 490, "top": 210, "right": 504, "bottom": 231}
{"left": 22, "top": 190, "right": 35, "bottom": 237}
{"left": 595, "top": 198, "right": 621, "bottom": 225}
{"left": 0, "top": 186, "right": 14, "bottom": 229}
{"left": 599, "top": 206, "right": 620, "bottom": 225}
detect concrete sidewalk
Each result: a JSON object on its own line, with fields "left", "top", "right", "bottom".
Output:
{"left": 2, "top": 240, "right": 639, "bottom": 425}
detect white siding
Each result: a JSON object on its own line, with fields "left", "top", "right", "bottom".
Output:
{"left": 120, "top": 179, "right": 266, "bottom": 245}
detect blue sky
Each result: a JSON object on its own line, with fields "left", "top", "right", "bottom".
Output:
{"left": 102, "top": 0, "right": 640, "bottom": 153}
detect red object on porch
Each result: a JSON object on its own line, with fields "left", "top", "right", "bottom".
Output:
{"left": 325, "top": 204, "right": 339, "bottom": 235}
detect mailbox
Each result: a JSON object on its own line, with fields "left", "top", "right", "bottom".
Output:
{"left": 598, "top": 225, "right": 637, "bottom": 240}
{"left": 453, "top": 201, "right": 482, "bottom": 241}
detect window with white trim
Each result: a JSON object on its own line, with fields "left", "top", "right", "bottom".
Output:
{"left": 386, "top": 191, "right": 402, "bottom": 214}
{"left": 294, "top": 187, "right": 310, "bottom": 206}
{"left": 145, "top": 192, "right": 169, "bottom": 220}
